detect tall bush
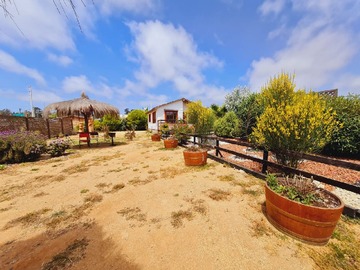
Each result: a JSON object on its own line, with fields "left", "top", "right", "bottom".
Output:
{"left": 251, "top": 73, "right": 338, "bottom": 168}
{"left": 186, "top": 101, "right": 215, "bottom": 135}
{"left": 127, "top": 109, "right": 147, "bottom": 130}
{"left": 214, "top": 111, "right": 241, "bottom": 138}
{"left": 322, "top": 94, "right": 360, "bottom": 157}
{"left": 0, "top": 130, "right": 47, "bottom": 163}
{"left": 225, "top": 86, "right": 263, "bottom": 139}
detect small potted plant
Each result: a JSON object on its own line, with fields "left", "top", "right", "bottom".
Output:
{"left": 164, "top": 135, "right": 178, "bottom": 149}
{"left": 183, "top": 145, "right": 208, "bottom": 166}
{"left": 265, "top": 174, "right": 344, "bottom": 245}
{"left": 151, "top": 132, "right": 161, "bottom": 141}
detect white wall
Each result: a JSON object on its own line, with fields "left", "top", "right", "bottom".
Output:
{"left": 148, "top": 100, "right": 188, "bottom": 131}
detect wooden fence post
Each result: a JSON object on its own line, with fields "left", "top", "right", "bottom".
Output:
{"left": 46, "top": 119, "right": 51, "bottom": 138}
{"left": 262, "top": 150, "right": 269, "bottom": 174}
{"left": 25, "top": 117, "right": 29, "bottom": 131}
{"left": 216, "top": 139, "right": 219, "bottom": 157}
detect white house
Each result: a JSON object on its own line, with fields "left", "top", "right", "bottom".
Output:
{"left": 147, "top": 98, "right": 190, "bottom": 131}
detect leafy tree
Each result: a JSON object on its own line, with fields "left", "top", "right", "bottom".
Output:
{"left": 214, "top": 111, "right": 241, "bottom": 138}
{"left": 322, "top": 94, "right": 360, "bottom": 157}
{"left": 186, "top": 101, "right": 215, "bottom": 134}
{"left": 224, "top": 86, "right": 263, "bottom": 139}
{"left": 210, "top": 104, "right": 227, "bottom": 118}
{"left": 251, "top": 73, "right": 338, "bottom": 168}
{"left": 127, "top": 109, "right": 147, "bottom": 130}
{"left": 0, "top": 108, "right": 12, "bottom": 116}
{"left": 94, "top": 114, "right": 125, "bottom": 131}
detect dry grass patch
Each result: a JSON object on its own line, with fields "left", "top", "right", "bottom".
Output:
{"left": 95, "top": 183, "right": 111, "bottom": 189}
{"left": 91, "top": 152, "right": 125, "bottom": 162}
{"left": 42, "top": 238, "right": 89, "bottom": 270}
{"left": 160, "top": 166, "right": 188, "bottom": 179}
{"left": 218, "top": 174, "right": 236, "bottom": 182}
{"left": 112, "top": 183, "right": 125, "bottom": 191}
{"left": 33, "top": 191, "right": 49, "bottom": 198}
{"left": 117, "top": 207, "right": 147, "bottom": 222}
{"left": 0, "top": 207, "right": 11, "bottom": 212}
{"left": 306, "top": 217, "right": 360, "bottom": 270}
{"left": 251, "top": 218, "right": 274, "bottom": 237}
{"left": 84, "top": 193, "right": 103, "bottom": 203}
{"left": 242, "top": 187, "right": 262, "bottom": 197}
{"left": 129, "top": 177, "right": 152, "bottom": 186}
{"left": 207, "top": 189, "right": 231, "bottom": 201}
{"left": 171, "top": 210, "right": 194, "bottom": 228}
{"left": 64, "top": 162, "right": 89, "bottom": 175}
{"left": 50, "top": 174, "right": 66, "bottom": 182}
{"left": 185, "top": 198, "right": 208, "bottom": 216}
{"left": 4, "top": 208, "right": 51, "bottom": 230}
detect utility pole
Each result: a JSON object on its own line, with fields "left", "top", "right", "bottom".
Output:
{"left": 28, "top": 86, "right": 35, "bottom": 117}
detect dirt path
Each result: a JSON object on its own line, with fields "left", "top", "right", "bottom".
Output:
{"left": 0, "top": 132, "right": 357, "bottom": 269}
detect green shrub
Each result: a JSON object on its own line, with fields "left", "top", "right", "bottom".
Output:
{"left": 186, "top": 101, "right": 215, "bottom": 135}
{"left": 0, "top": 130, "right": 47, "bottom": 164}
{"left": 214, "top": 111, "right": 241, "bottom": 138}
{"left": 225, "top": 86, "right": 263, "bottom": 139}
{"left": 47, "top": 137, "right": 72, "bottom": 157}
{"left": 172, "top": 121, "right": 194, "bottom": 143}
{"left": 127, "top": 109, "right": 147, "bottom": 130}
{"left": 322, "top": 95, "right": 360, "bottom": 157}
{"left": 251, "top": 73, "right": 338, "bottom": 168}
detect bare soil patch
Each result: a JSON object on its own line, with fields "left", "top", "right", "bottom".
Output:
{"left": 0, "top": 131, "right": 359, "bottom": 269}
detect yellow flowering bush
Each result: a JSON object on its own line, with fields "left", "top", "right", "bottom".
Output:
{"left": 252, "top": 73, "right": 338, "bottom": 168}
{"left": 186, "top": 101, "right": 215, "bottom": 135}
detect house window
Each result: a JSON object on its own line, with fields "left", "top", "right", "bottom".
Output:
{"left": 165, "top": 110, "right": 177, "bottom": 123}
{"left": 148, "top": 114, "right": 151, "bottom": 122}
{"left": 152, "top": 111, "right": 156, "bottom": 123}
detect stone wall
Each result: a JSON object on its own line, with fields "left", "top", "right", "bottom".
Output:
{"left": 0, "top": 115, "right": 74, "bottom": 138}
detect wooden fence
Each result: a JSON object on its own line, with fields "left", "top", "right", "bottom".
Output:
{"left": 189, "top": 134, "right": 360, "bottom": 218}
{"left": 0, "top": 115, "right": 75, "bottom": 138}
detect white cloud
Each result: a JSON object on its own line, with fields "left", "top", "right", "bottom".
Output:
{"left": 0, "top": 0, "right": 75, "bottom": 51}
{"left": 121, "top": 20, "right": 226, "bottom": 105}
{"left": 0, "top": 49, "right": 46, "bottom": 85}
{"left": 62, "top": 75, "right": 114, "bottom": 98}
{"left": 259, "top": 0, "right": 286, "bottom": 16}
{"left": 47, "top": 53, "right": 73, "bottom": 67}
{"left": 248, "top": 0, "right": 360, "bottom": 93}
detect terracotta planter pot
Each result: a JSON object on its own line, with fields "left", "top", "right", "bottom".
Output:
{"left": 265, "top": 183, "right": 344, "bottom": 245}
{"left": 151, "top": 134, "right": 161, "bottom": 141}
{"left": 164, "top": 139, "right": 178, "bottom": 148}
{"left": 183, "top": 149, "right": 207, "bottom": 166}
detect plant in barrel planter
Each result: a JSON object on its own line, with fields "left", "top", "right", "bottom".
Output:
{"left": 183, "top": 145, "right": 208, "bottom": 166}
{"left": 265, "top": 174, "right": 344, "bottom": 245}
{"left": 151, "top": 133, "right": 161, "bottom": 141}
{"left": 164, "top": 136, "right": 178, "bottom": 149}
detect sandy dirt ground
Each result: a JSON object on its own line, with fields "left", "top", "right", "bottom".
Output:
{"left": 0, "top": 131, "right": 358, "bottom": 270}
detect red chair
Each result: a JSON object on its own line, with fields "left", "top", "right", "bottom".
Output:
{"left": 79, "top": 132, "right": 90, "bottom": 147}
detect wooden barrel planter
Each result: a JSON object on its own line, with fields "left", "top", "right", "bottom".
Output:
{"left": 265, "top": 183, "right": 344, "bottom": 245}
{"left": 183, "top": 149, "right": 207, "bottom": 166}
{"left": 151, "top": 134, "right": 161, "bottom": 141}
{"left": 164, "top": 139, "right": 178, "bottom": 148}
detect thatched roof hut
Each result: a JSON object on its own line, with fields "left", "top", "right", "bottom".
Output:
{"left": 43, "top": 92, "right": 119, "bottom": 132}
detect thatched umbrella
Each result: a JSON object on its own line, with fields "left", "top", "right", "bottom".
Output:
{"left": 43, "top": 92, "right": 120, "bottom": 132}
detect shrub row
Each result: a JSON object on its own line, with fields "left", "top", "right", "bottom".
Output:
{"left": 0, "top": 131, "right": 72, "bottom": 164}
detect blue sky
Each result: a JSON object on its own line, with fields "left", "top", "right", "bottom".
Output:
{"left": 0, "top": 0, "right": 359, "bottom": 115}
